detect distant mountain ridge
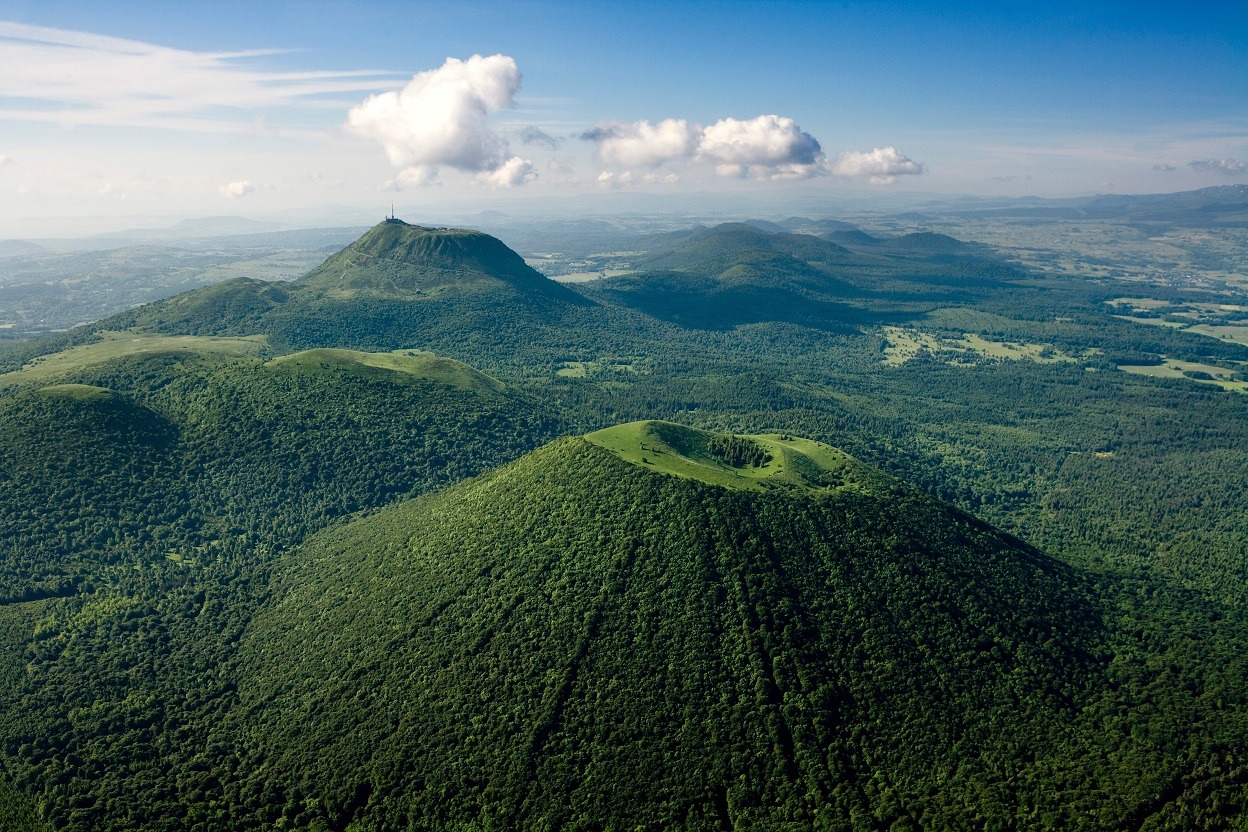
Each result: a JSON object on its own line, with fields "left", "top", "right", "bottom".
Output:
{"left": 585, "top": 221, "right": 1019, "bottom": 330}
{"left": 940, "top": 184, "right": 1248, "bottom": 225}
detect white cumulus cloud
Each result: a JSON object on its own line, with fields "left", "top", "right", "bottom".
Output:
{"left": 582, "top": 113, "right": 836, "bottom": 181}
{"left": 582, "top": 119, "right": 700, "bottom": 168}
{"left": 698, "top": 115, "right": 823, "bottom": 179}
{"left": 0, "top": 154, "right": 11, "bottom": 166}
{"left": 347, "top": 54, "right": 535, "bottom": 187}
{"left": 830, "top": 146, "right": 925, "bottom": 183}
{"left": 475, "top": 156, "right": 537, "bottom": 188}
{"left": 219, "top": 180, "right": 254, "bottom": 198}
{"left": 597, "top": 170, "right": 633, "bottom": 189}
{"left": 596, "top": 170, "right": 679, "bottom": 189}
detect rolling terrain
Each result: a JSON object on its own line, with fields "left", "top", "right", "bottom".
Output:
{"left": 0, "top": 215, "right": 1246, "bottom": 829}
{"left": 0, "top": 333, "right": 562, "bottom": 831}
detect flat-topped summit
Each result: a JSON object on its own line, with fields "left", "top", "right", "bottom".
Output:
{"left": 298, "top": 219, "right": 583, "bottom": 302}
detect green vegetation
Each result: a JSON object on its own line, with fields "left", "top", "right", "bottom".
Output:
{"left": 2, "top": 217, "right": 1248, "bottom": 829}
{"left": 0, "top": 780, "right": 47, "bottom": 832}
{"left": 586, "top": 420, "right": 874, "bottom": 493}
{"left": 0, "top": 341, "right": 562, "bottom": 831}
{"left": 299, "top": 219, "right": 587, "bottom": 304}
{"left": 1118, "top": 357, "right": 1248, "bottom": 392}
{"left": 264, "top": 347, "right": 505, "bottom": 394}
{"left": 880, "top": 326, "right": 1082, "bottom": 366}
{"left": 706, "top": 431, "right": 771, "bottom": 467}
{"left": 0, "top": 332, "right": 267, "bottom": 384}
{"left": 234, "top": 436, "right": 1122, "bottom": 831}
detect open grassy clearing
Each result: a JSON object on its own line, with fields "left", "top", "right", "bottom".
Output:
{"left": 1107, "top": 297, "right": 1173, "bottom": 312}
{"left": 585, "top": 420, "right": 882, "bottom": 494}
{"left": 1118, "top": 358, "right": 1248, "bottom": 392}
{"left": 1114, "top": 310, "right": 1248, "bottom": 347}
{"left": 881, "top": 326, "right": 1079, "bottom": 367}
{"left": 1118, "top": 315, "right": 1183, "bottom": 329}
{"left": 0, "top": 331, "right": 269, "bottom": 384}
{"left": 1186, "top": 324, "right": 1248, "bottom": 346}
{"left": 34, "top": 383, "right": 117, "bottom": 402}
{"left": 555, "top": 358, "right": 648, "bottom": 378}
{"left": 550, "top": 268, "right": 632, "bottom": 283}
{"left": 880, "top": 327, "right": 945, "bottom": 366}
{"left": 264, "top": 348, "right": 505, "bottom": 393}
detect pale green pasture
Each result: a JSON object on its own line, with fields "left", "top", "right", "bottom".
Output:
{"left": 1119, "top": 359, "right": 1248, "bottom": 393}
{"left": 585, "top": 420, "right": 875, "bottom": 494}
{"left": 1, "top": 331, "right": 268, "bottom": 384}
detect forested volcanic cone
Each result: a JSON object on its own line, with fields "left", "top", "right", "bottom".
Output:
{"left": 235, "top": 421, "right": 1103, "bottom": 830}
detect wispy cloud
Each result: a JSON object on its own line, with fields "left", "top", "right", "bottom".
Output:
{"left": 0, "top": 21, "right": 400, "bottom": 133}
{"left": 1188, "top": 158, "right": 1247, "bottom": 175}
{"left": 519, "top": 126, "right": 560, "bottom": 150}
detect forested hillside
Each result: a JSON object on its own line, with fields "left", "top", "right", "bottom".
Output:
{"left": 1, "top": 218, "right": 1247, "bottom": 830}
{"left": 234, "top": 429, "right": 1108, "bottom": 830}
{"left": 0, "top": 340, "right": 562, "bottom": 831}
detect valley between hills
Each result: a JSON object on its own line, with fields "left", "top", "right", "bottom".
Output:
{"left": 1, "top": 201, "right": 1248, "bottom": 830}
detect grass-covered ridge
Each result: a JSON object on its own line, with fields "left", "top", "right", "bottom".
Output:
{"left": 33, "top": 382, "right": 116, "bottom": 402}
{"left": 264, "top": 347, "right": 505, "bottom": 394}
{"left": 0, "top": 331, "right": 267, "bottom": 385}
{"left": 585, "top": 419, "right": 888, "bottom": 493}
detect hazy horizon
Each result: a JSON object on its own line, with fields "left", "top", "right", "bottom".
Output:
{"left": 0, "top": 0, "right": 1245, "bottom": 236}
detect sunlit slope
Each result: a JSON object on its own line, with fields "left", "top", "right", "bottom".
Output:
{"left": 237, "top": 427, "right": 1105, "bottom": 830}
{"left": 0, "top": 331, "right": 267, "bottom": 384}
{"left": 298, "top": 220, "right": 583, "bottom": 303}
{"left": 0, "top": 341, "right": 564, "bottom": 832}
{"left": 585, "top": 419, "right": 891, "bottom": 493}
{"left": 263, "top": 347, "right": 505, "bottom": 394}
{"left": 90, "top": 220, "right": 594, "bottom": 353}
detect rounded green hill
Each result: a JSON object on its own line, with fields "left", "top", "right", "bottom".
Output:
{"left": 298, "top": 220, "right": 583, "bottom": 303}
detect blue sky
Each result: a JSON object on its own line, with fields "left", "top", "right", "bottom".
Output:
{"left": 0, "top": 0, "right": 1245, "bottom": 232}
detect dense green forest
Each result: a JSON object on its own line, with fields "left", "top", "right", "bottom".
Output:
{"left": 1, "top": 219, "right": 1247, "bottom": 829}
